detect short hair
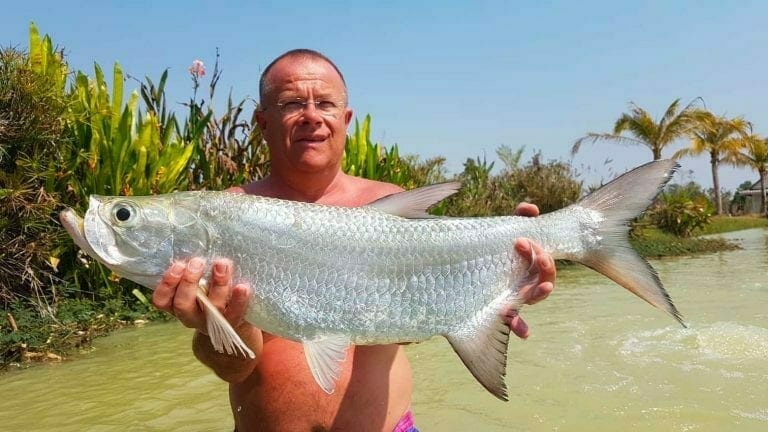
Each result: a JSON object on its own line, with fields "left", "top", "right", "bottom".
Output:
{"left": 258, "top": 49, "right": 347, "bottom": 104}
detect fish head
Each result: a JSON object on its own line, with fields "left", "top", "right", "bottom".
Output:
{"left": 61, "top": 195, "right": 190, "bottom": 287}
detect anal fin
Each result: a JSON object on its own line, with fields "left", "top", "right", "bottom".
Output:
{"left": 303, "top": 335, "right": 350, "bottom": 394}
{"left": 445, "top": 303, "right": 514, "bottom": 401}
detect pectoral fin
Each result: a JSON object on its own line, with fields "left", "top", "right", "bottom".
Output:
{"left": 195, "top": 289, "right": 255, "bottom": 359}
{"left": 445, "top": 304, "right": 514, "bottom": 401}
{"left": 303, "top": 335, "right": 350, "bottom": 394}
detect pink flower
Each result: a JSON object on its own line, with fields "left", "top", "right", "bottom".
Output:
{"left": 188, "top": 59, "right": 206, "bottom": 78}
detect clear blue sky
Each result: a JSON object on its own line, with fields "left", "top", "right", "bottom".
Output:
{"left": 3, "top": 1, "right": 767, "bottom": 192}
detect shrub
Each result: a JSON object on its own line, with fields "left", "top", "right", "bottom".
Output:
{"left": 439, "top": 150, "right": 582, "bottom": 217}
{"left": 502, "top": 151, "right": 582, "bottom": 214}
{"left": 0, "top": 27, "right": 70, "bottom": 315}
{"left": 650, "top": 182, "right": 714, "bottom": 237}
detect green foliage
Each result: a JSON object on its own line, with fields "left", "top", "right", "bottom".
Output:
{"left": 1, "top": 297, "right": 164, "bottom": 368}
{"left": 503, "top": 152, "right": 582, "bottom": 214}
{"left": 629, "top": 226, "right": 739, "bottom": 257}
{"left": 0, "top": 23, "right": 71, "bottom": 316}
{"left": 729, "top": 181, "right": 754, "bottom": 214}
{"left": 439, "top": 150, "right": 582, "bottom": 217}
{"left": 0, "top": 24, "right": 68, "bottom": 171}
{"left": 65, "top": 62, "right": 195, "bottom": 197}
{"left": 436, "top": 156, "right": 509, "bottom": 217}
{"left": 723, "top": 134, "right": 768, "bottom": 216}
{"left": 649, "top": 182, "right": 714, "bottom": 237}
{"left": 674, "top": 110, "right": 752, "bottom": 214}
{"left": 1, "top": 23, "right": 206, "bottom": 364}
{"left": 342, "top": 115, "right": 434, "bottom": 188}
{"left": 181, "top": 52, "right": 269, "bottom": 191}
{"left": 696, "top": 215, "right": 768, "bottom": 235}
{"left": 0, "top": 25, "right": 279, "bottom": 366}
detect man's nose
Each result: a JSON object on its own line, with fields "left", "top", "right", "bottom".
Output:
{"left": 299, "top": 102, "right": 323, "bottom": 123}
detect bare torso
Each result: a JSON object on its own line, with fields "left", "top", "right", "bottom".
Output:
{"left": 227, "top": 173, "right": 411, "bottom": 432}
{"left": 231, "top": 338, "right": 412, "bottom": 431}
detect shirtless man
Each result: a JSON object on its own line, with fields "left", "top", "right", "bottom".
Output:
{"left": 152, "top": 49, "right": 556, "bottom": 432}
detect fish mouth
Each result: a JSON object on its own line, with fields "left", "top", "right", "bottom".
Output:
{"left": 60, "top": 207, "right": 114, "bottom": 265}
{"left": 60, "top": 208, "right": 96, "bottom": 257}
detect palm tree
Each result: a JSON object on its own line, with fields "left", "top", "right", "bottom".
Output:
{"left": 572, "top": 98, "right": 700, "bottom": 161}
{"left": 723, "top": 134, "right": 768, "bottom": 216}
{"left": 673, "top": 111, "right": 751, "bottom": 214}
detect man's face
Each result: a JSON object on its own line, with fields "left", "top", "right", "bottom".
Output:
{"left": 256, "top": 57, "right": 353, "bottom": 175}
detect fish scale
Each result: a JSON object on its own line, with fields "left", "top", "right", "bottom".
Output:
{"left": 60, "top": 159, "right": 685, "bottom": 400}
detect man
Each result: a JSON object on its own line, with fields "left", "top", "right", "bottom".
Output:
{"left": 152, "top": 49, "right": 555, "bottom": 432}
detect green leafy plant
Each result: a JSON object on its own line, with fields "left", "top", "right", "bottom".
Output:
{"left": 65, "top": 62, "right": 195, "bottom": 198}
{"left": 342, "top": 115, "right": 433, "bottom": 188}
{"left": 650, "top": 183, "right": 714, "bottom": 237}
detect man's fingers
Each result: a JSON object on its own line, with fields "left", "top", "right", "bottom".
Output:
{"left": 176, "top": 258, "right": 205, "bottom": 301}
{"left": 504, "top": 310, "right": 530, "bottom": 339}
{"left": 514, "top": 202, "right": 540, "bottom": 218}
{"left": 224, "top": 284, "right": 252, "bottom": 325}
{"left": 152, "top": 261, "right": 185, "bottom": 311}
{"left": 528, "top": 281, "right": 553, "bottom": 305}
{"left": 208, "top": 259, "right": 234, "bottom": 310}
{"left": 514, "top": 237, "right": 540, "bottom": 276}
{"left": 171, "top": 257, "right": 206, "bottom": 325}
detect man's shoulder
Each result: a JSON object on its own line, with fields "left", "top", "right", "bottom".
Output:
{"left": 346, "top": 175, "right": 404, "bottom": 200}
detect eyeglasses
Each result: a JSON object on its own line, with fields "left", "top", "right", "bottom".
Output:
{"left": 274, "top": 98, "right": 345, "bottom": 118}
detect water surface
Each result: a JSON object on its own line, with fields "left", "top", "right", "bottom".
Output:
{"left": 1, "top": 229, "right": 766, "bottom": 431}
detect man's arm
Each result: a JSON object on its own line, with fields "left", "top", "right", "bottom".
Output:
{"left": 152, "top": 258, "right": 262, "bottom": 383}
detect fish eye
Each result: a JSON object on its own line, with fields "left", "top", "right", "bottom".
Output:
{"left": 116, "top": 207, "right": 131, "bottom": 221}
{"left": 111, "top": 201, "right": 138, "bottom": 225}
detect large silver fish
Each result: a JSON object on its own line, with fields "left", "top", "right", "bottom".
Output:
{"left": 60, "top": 159, "right": 683, "bottom": 400}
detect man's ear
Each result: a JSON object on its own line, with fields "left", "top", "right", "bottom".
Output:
{"left": 344, "top": 107, "right": 353, "bottom": 128}
{"left": 255, "top": 109, "right": 267, "bottom": 130}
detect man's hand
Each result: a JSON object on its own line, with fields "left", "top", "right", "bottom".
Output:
{"left": 507, "top": 203, "right": 556, "bottom": 339}
{"left": 152, "top": 257, "right": 252, "bottom": 332}
{"left": 152, "top": 258, "right": 262, "bottom": 382}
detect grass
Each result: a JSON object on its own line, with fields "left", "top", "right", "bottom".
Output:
{"left": 631, "top": 226, "right": 742, "bottom": 258}
{"left": 695, "top": 215, "right": 768, "bottom": 236}
{"left": 626, "top": 215, "right": 767, "bottom": 258}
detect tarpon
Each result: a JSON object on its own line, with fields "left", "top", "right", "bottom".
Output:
{"left": 59, "top": 159, "right": 684, "bottom": 400}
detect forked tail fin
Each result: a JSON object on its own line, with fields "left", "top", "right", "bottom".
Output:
{"left": 565, "top": 159, "right": 685, "bottom": 326}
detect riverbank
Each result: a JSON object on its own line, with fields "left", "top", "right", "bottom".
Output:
{"left": 697, "top": 214, "right": 768, "bottom": 235}
{"left": 631, "top": 215, "right": 767, "bottom": 258}
{"left": 1, "top": 298, "right": 167, "bottom": 370}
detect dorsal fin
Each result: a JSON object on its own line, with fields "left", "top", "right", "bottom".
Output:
{"left": 367, "top": 182, "right": 461, "bottom": 218}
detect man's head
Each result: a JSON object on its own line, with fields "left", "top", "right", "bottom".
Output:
{"left": 259, "top": 49, "right": 347, "bottom": 104}
{"left": 256, "top": 50, "right": 353, "bottom": 176}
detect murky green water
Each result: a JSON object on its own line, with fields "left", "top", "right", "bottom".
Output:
{"left": 1, "top": 229, "right": 766, "bottom": 431}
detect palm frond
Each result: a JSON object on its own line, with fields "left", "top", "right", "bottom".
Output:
{"left": 571, "top": 132, "right": 649, "bottom": 156}
{"left": 672, "top": 147, "right": 699, "bottom": 160}
{"left": 658, "top": 98, "right": 682, "bottom": 128}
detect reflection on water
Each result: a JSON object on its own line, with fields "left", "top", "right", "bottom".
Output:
{"left": 1, "top": 229, "right": 766, "bottom": 431}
